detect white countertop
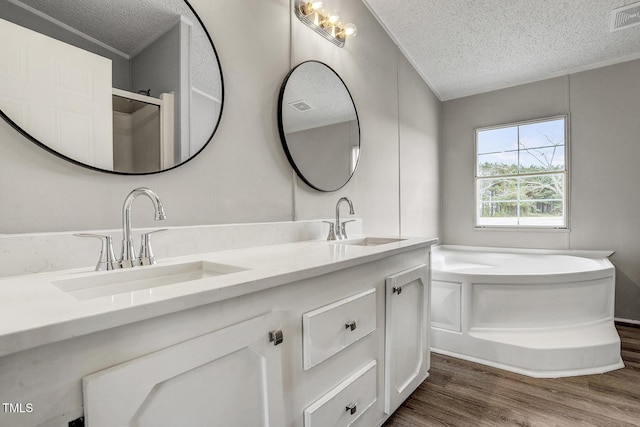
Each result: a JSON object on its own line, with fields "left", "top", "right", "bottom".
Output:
{"left": 0, "top": 236, "right": 437, "bottom": 357}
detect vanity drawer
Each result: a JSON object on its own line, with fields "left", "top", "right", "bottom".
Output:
{"left": 304, "top": 360, "right": 377, "bottom": 427}
{"left": 303, "top": 288, "right": 376, "bottom": 369}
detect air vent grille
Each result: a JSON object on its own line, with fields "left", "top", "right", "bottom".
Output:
{"left": 288, "top": 100, "right": 312, "bottom": 112}
{"left": 610, "top": 2, "right": 640, "bottom": 31}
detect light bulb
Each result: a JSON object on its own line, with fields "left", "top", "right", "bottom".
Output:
{"left": 321, "top": 10, "right": 340, "bottom": 29}
{"left": 343, "top": 23, "right": 357, "bottom": 39}
{"left": 301, "top": 1, "right": 323, "bottom": 16}
{"left": 327, "top": 10, "right": 340, "bottom": 24}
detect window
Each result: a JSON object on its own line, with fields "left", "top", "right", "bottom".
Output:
{"left": 475, "top": 116, "right": 568, "bottom": 228}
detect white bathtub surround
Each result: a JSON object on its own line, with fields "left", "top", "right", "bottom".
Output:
{"left": 431, "top": 245, "right": 623, "bottom": 378}
{"left": 0, "top": 219, "right": 363, "bottom": 278}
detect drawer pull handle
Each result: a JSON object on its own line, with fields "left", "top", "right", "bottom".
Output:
{"left": 393, "top": 286, "right": 402, "bottom": 295}
{"left": 345, "top": 320, "right": 357, "bottom": 331}
{"left": 345, "top": 403, "right": 357, "bottom": 415}
{"left": 269, "top": 330, "right": 283, "bottom": 346}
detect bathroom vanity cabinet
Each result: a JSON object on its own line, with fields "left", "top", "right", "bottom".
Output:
{"left": 0, "top": 237, "right": 435, "bottom": 427}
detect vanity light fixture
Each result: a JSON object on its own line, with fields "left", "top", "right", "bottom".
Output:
{"left": 294, "top": 1, "right": 357, "bottom": 48}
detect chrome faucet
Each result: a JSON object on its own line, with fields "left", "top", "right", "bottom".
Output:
{"left": 120, "top": 187, "right": 166, "bottom": 268}
{"left": 329, "top": 197, "right": 355, "bottom": 240}
{"left": 76, "top": 187, "right": 166, "bottom": 270}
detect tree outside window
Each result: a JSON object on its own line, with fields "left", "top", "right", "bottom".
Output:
{"left": 475, "top": 116, "right": 567, "bottom": 228}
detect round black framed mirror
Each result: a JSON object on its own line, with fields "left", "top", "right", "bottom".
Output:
{"left": 0, "top": 0, "right": 223, "bottom": 175}
{"left": 278, "top": 61, "right": 360, "bottom": 192}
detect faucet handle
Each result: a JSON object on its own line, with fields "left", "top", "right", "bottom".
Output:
{"left": 138, "top": 229, "right": 168, "bottom": 266}
{"left": 340, "top": 219, "right": 356, "bottom": 240}
{"left": 75, "top": 233, "right": 118, "bottom": 271}
{"left": 322, "top": 221, "right": 337, "bottom": 241}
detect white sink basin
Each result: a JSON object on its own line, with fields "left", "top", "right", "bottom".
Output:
{"left": 53, "top": 261, "right": 247, "bottom": 300}
{"left": 338, "top": 237, "right": 406, "bottom": 247}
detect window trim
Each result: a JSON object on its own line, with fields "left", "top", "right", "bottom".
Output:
{"left": 473, "top": 114, "right": 570, "bottom": 230}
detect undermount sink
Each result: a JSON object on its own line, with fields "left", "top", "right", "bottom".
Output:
{"left": 338, "top": 237, "right": 406, "bottom": 246}
{"left": 52, "top": 261, "right": 247, "bottom": 301}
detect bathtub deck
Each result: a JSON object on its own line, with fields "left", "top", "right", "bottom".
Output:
{"left": 383, "top": 324, "right": 640, "bottom": 427}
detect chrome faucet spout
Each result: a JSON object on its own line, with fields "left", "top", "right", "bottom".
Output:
{"left": 334, "top": 197, "right": 355, "bottom": 240}
{"left": 120, "top": 187, "right": 166, "bottom": 267}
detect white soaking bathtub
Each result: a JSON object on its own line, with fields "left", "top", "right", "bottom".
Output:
{"left": 430, "top": 245, "right": 624, "bottom": 378}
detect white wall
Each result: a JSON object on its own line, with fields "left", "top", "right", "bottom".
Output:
{"left": 441, "top": 59, "right": 640, "bottom": 321}
{"left": 131, "top": 21, "right": 182, "bottom": 150}
{"left": 0, "top": 1, "right": 440, "bottom": 241}
{"left": 291, "top": 1, "right": 441, "bottom": 237}
{"left": 399, "top": 53, "right": 441, "bottom": 236}
{"left": 285, "top": 120, "right": 358, "bottom": 190}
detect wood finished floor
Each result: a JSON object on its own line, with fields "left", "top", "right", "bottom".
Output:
{"left": 383, "top": 325, "right": 640, "bottom": 427}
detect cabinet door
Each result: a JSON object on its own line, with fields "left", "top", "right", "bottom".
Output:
{"left": 384, "top": 264, "right": 430, "bottom": 415}
{"left": 83, "top": 312, "right": 285, "bottom": 427}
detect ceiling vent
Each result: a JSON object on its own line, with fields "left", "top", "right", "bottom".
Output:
{"left": 288, "top": 100, "right": 313, "bottom": 112}
{"left": 610, "top": 2, "right": 640, "bottom": 31}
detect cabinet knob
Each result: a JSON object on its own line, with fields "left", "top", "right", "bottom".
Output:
{"left": 345, "top": 403, "right": 357, "bottom": 415}
{"left": 393, "top": 286, "right": 402, "bottom": 295}
{"left": 269, "top": 330, "right": 283, "bottom": 346}
{"left": 345, "top": 320, "right": 357, "bottom": 331}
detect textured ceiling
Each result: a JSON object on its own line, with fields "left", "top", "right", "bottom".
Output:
{"left": 282, "top": 62, "right": 357, "bottom": 133}
{"left": 16, "top": 0, "right": 183, "bottom": 56}
{"left": 363, "top": 0, "right": 640, "bottom": 100}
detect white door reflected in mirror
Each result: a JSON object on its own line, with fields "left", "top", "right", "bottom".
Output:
{"left": 0, "top": 18, "right": 113, "bottom": 170}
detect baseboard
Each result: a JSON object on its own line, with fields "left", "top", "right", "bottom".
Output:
{"left": 615, "top": 318, "right": 640, "bottom": 328}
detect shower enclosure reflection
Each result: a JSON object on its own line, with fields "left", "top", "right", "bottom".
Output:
{"left": 112, "top": 92, "right": 174, "bottom": 173}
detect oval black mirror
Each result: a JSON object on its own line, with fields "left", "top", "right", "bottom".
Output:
{"left": 278, "top": 61, "right": 360, "bottom": 192}
{"left": 0, "top": 0, "right": 223, "bottom": 175}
